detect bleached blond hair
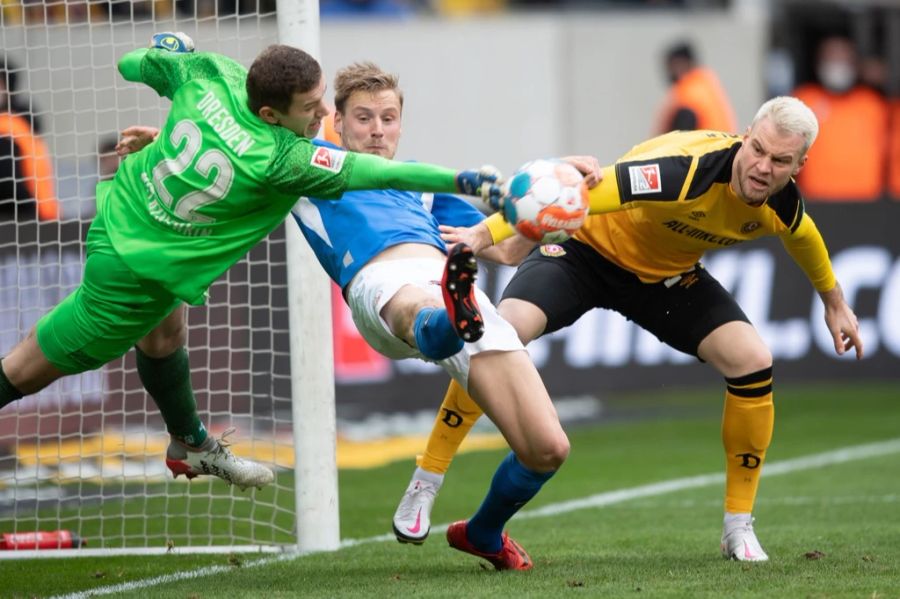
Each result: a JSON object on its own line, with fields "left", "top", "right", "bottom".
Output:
{"left": 751, "top": 96, "right": 819, "bottom": 155}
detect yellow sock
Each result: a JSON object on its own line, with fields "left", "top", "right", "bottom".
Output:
{"left": 722, "top": 366, "right": 774, "bottom": 513}
{"left": 416, "top": 379, "right": 484, "bottom": 475}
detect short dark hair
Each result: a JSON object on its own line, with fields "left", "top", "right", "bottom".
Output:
{"left": 246, "top": 44, "right": 322, "bottom": 115}
{"left": 665, "top": 41, "right": 695, "bottom": 64}
{"left": 333, "top": 62, "right": 403, "bottom": 115}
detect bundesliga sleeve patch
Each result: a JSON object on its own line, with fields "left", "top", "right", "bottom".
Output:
{"left": 628, "top": 164, "right": 661, "bottom": 195}
{"left": 310, "top": 146, "right": 347, "bottom": 173}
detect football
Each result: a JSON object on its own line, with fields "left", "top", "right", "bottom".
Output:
{"left": 502, "top": 159, "right": 589, "bottom": 244}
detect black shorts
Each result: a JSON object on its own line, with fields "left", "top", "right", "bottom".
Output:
{"left": 500, "top": 238, "right": 750, "bottom": 357}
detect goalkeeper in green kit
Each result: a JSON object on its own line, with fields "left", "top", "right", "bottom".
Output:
{"left": 0, "top": 33, "right": 501, "bottom": 489}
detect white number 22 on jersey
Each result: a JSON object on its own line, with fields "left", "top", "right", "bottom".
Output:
{"left": 151, "top": 119, "right": 235, "bottom": 224}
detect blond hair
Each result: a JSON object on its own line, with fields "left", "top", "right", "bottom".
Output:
{"left": 751, "top": 96, "right": 819, "bottom": 154}
{"left": 333, "top": 62, "right": 403, "bottom": 114}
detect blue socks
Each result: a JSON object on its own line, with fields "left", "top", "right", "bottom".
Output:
{"left": 414, "top": 307, "right": 463, "bottom": 360}
{"left": 466, "top": 451, "right": 556, "bottom": 553}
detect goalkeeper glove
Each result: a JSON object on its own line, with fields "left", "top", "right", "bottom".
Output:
{"left": 149, "top": 32, "right": 195, "bottom": 53}
{"left": 455, "top": 165, "right": 504, "bottom": 211}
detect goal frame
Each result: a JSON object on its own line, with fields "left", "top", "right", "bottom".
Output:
{"left": 0, "top": 1, "right": 338, "bottom": 560}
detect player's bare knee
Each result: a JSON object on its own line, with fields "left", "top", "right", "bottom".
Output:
{"left": 137, "top": 326, "right": 187, "bottom": 358}
{"left": 382, "top": 289, "right": 440, "bottom": 345}
{"left": 524, "top": 433, "right": 570, "bottom": 471}
{"left": 498, "top": 299, "right": 545, "bottom": 344}
{"left": 545, "top": 435, "right": 571, "bottom": 469}
{"left": 735, "top": 348, "right": 772, "bottom": 378}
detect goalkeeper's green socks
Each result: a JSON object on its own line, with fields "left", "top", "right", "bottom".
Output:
{"left": 135, "top": 346, "right": 207, "bottom": 447}
{"left": 0, "top": 359, "right": 24, "bottom": 410}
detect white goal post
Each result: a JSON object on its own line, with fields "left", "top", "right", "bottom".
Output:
{"left": 277, "top": 0, "right": 341, "bottom": 555}
{"left": 0, "top": 2, "right": 338, "bottom": 558}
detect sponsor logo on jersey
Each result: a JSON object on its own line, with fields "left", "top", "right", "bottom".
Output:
{"left": 661, "top": 220, "right": 740, "bottom": 247}
{"left": 689, "top": 210, "right": 706, "bottom": 220}
{"left": 628, "top": 164, "right": 662, "bottom": 195}
{"left": 540, "top": 244, "right": 566, "bottom": 257}
{"left": 741, "top": 221, "right": 761, "bottom": 234}
{"left": 311, "top": 147, "right": 347, "bottom": 173}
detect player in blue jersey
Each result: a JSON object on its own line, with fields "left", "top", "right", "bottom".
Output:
{"left": 292, "top": 62, "right": 591, "bottom": 570}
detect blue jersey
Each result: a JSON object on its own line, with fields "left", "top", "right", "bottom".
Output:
{"left": 291, "top": 143, "right": 485, "bottom": 289}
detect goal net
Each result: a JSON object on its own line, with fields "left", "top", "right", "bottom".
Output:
{"left": 0, "top": 2, "right": 318, "bottom": 556}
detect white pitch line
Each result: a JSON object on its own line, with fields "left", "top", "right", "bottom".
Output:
{"left": 51, "top": 437, "right": 900, "bottom": 599}
{"left": 518, "top": 437, "right": 900, "bottom": 520}
{"left": 50, "top": 552, "right": 300, "bottom": 599}
{"left": 613, "top": 494, "right": 900, "bottom": 509}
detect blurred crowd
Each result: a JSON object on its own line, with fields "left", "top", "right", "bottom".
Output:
{"left": 0, "top": 0, "right": 270, "bottom": 22}
{"left": 0, "top": 0, "right": 707, "bottom": 24}
{"left": 657, "top": 36, "right": 900, "bottom": 203}
{"left": 1, "top": 54, "right": 119, "bottom": 223}
{"left": 790, "top": 35, "right": 897, "bottom": 202}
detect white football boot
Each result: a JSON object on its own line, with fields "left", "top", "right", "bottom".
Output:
{"left": 721, "top": 514, "right": 769, "bottom": 562}
{"left": 392, "top": 468, "right": 443, "bottom": 544}
{"left": 166, "top": 427, "right": 274, "bottom": 491}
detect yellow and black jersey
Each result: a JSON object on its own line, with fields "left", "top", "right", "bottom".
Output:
{"left": 486, "top": 130, "right": 836, "bottom": 291}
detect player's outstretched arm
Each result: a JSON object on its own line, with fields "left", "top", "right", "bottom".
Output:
{"left": 439, "top": 224, "right": 534, "bottom": 266}
{"left": 487, "top": 234, "right": 537, "bottom": 265}
{"left": 778, "top": 213, "right": 864, "bottom": 359}
{"left": 347, "top": 153, "right": 502, "bottom": 202}
{"left": 819, "top": 283, "right": 864, "bottom": 359}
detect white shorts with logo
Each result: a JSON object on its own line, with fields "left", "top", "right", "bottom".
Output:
{"left": 345, "top": 258, "right": 524, "bottom": 391}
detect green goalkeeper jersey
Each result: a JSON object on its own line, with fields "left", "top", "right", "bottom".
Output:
{"left": 101, "top": 48, "right": 357, "bottom": 305}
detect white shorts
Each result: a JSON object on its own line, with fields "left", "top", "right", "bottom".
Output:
{"left": 345, "top": 258, "right": 524, "bottom": 391}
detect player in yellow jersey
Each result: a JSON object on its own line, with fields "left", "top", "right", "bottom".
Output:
{"left": 392, "top": 96, "right": 863, "bottom": 562}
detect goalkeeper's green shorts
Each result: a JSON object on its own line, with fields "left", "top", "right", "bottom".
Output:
{"left": 35, "top": 213, "right": 181, "bottom": 374}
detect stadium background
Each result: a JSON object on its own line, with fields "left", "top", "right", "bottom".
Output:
{"left": 1, "top": 1, "right": 897, "bottom": 464}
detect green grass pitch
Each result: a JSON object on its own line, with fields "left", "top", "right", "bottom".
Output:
{"left": 2, "top": 382, "right": 898, "bottom": 598}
